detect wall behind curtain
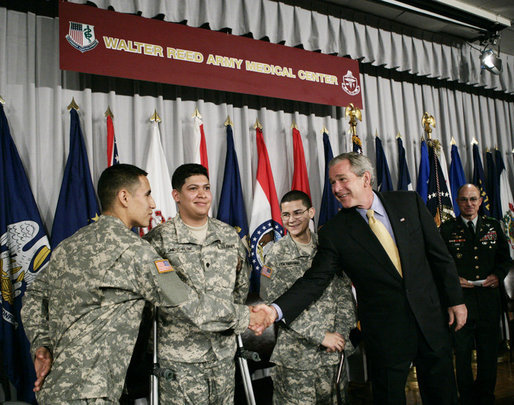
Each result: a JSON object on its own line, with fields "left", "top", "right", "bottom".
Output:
{"left": 1, "top": 7, "right": 513, "bottom": 233}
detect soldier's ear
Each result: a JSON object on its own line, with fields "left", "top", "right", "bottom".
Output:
{"left": 118, "top": 188, "right": 130, "bottom": 208}
{"left": 308, "top": 207, "right": 315, "bottom": 219}
{"left": 172, "top": 189, "right": 180, "bottom": 203}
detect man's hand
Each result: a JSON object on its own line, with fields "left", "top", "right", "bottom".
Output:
{"left": 322, "top": 332, "right": 345, "bottom": 353}
{"left": 459, "top": 276, "right": 474, "bottom": 288}
{"left": 481, "top": 274, "right": 499, "bottom": 288}
{"left": 448, "top": 304, "right": 467, "bottom": 332}
{"left": 33, "top": 346, "right": 52, "bottom": 392}
{"left": 248, "top": 304, "right": 277, "bottom": 335}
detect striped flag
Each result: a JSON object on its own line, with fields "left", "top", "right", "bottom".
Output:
{"left": 375, "top": 136, "right": 393, "bottom": 192}
{"left": 396, "top": 136, "right": 412, "bottom": 191}
{"left": 190, "top": 109, "right": 209, "bottom": 172}
{"left": 249, "top": 122, "right": 283, "bottom": 293}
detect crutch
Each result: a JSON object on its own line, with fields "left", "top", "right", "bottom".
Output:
{"left": 150, "top": 307, "right": 174, "bottom": 405}
{"left": 236, "top": 334, "right": 260, "bottom": 405}
{"left": 336, "top": 349, "right": 346, "bottom": 405}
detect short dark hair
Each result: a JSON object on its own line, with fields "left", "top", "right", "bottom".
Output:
{"left": 280, "top": 190, "right": 312, "bottom": 209}
{"left": 172, "top": 163, "right": 209, "bottom": 190}
{"left": 97, "top": 164, "right": 147, "bottom": 211}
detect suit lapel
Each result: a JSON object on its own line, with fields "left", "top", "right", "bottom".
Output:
{"left": 343, "top": 207, "right": 400, "bottom": 277}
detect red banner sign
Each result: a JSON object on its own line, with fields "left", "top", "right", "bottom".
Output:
{"left": 59, "top": 2, "right": 362, "bottom": 108}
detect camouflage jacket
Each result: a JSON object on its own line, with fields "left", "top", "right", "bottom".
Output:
{"left": 261, "top": 233, "right": 357, "bottom": 370}
{"left": 21, "top": 215, "right": 195, "bottom": 403}
{"left": 144, "top": 215, "right": 250, "bottom": 364}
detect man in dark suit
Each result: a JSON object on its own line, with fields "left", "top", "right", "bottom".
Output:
{"left": 440, "top": 184, "right": 512, "bottom": 405}
{"left": 251, "top": 152, "right": 467, "bottom": 404}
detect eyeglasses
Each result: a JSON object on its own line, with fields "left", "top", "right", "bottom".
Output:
{"left": 281, "top": 208, "right": 309, "bottom": 220}
{"left": 457, "top": 197, "right": 480, "bottom": 203}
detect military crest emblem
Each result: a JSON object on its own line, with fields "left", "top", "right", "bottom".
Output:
{"left": 66, "top": 22, "right": 99, "bottom": 53}
{"left": 250, "top": 220, "right": 282, "bottom": 282}
{"left": 341, "top": 70, "right": 361, "bottom": 96}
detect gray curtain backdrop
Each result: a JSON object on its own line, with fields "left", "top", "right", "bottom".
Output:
{"left": 1, "top": 1, "right": 513, "bottom": 232}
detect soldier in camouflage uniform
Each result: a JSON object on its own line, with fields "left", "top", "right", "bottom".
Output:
{"left": 21, "top": 164, "right": 245, "bottom": 405}
{"left": 144, "top": 163, "right": 254, "bottom": 405}
{"left": 261, "top": 190, "right": 357, "bottom": 405}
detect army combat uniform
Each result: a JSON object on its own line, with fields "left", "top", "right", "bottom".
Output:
{"left": 21, "top": 215, "right": 197, "bottom": 405}
{"left": 144, "top": 215, "right": 250, "bottom": 405}
{"left": 440, "top": 215, "right": 512, "bottom": 404}
{"left": 261, "top": 233, "right": 357, "bottom": 405}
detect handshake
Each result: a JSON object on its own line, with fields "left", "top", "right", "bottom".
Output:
{"left": 248, "top": 304, "right": 277, "bottom": 335}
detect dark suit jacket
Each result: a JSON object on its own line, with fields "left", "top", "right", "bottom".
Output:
{"left": 440, "top": 215, "right": 511, "bottom": 324}
{"left": 274, "top": 191, "right": 463, "bottom": 366}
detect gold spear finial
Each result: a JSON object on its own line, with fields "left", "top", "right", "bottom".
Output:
{"left": 150, "top": 110, "right": 161, "bottom": 123}
{"left": 291, "top": 121, "right": 298, "bottom": 130}
{"left": 67, "top": 97, "right": 79, "bottom": 111}
{"left": 0, "top": 95, "right": 5, "bottom": 105}
{"left": 450, "top": 137, "right": 456, "bottom": 145}
{"left": 254, "top": 119, "right": 263, "bottom": 130}
{"left": 471, "top": 137, "right": 478, "bottom": 145}
{"left": 224, "top": 116, "right": 234, "bottom": 126}
{"left": 104, "top": 106, "right": 114, "bottom": 118}
{"left": 192, "top": 107, "right": 202, "bottom": 119}
{"left": 321, "top": 126, "right": 328, "bottom": 134}
{"left": 396, "top": 132, "right": 402, "bottom": 139}
{"left": 345, "top": 103, "right": 362, "bottom": 136}
{"left": 421, "top": 112, "right": 435, "bottom": 140}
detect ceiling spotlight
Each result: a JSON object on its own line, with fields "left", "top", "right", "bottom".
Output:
{"left": 480, "top": 48, "right": 502, "bottom": 74}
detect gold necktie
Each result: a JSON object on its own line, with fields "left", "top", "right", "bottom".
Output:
{"left": 366, "top": 209, "right": 403, "bottom": 277}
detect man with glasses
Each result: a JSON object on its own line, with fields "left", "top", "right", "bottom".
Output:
{"left": 260, "top": 190, "right": 356, "bottom": 404}
{"left": 440, "top": 184, "right": 512, "bottom": 405}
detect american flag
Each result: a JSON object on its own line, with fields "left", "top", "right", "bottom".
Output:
{"left": 69, "top": 22, "right": 84, "bottom": 46}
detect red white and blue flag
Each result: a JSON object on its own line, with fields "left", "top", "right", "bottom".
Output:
{"left": 249, "top": 123, "right": 283, "bottom": 292}
{"left": 190, "top": 109, "right": 209, "bottom": 172}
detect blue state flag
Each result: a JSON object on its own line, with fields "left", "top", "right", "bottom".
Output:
{"left": 318, "top": 130, "right": 341, "bottom": 228}
{"left": 375, "top": 136, "right": 393, "bottom": 192}
{"left": 426, "top": 142, "right": 454, "bottom": 226}
{"left": 472, "top": 143, "right": 491, "bottom": 216}
{"left": 449, "top": 143, "right": 467, "bottom": 216}
{"left": 486, "top": 151, "right": 501, "bottom": 219}
{"left": 396, "top": 137, "right": 412, "bottom": 191}
{"left": 0, "top": 104, "right": 51, "bottom": 403}
{"left": 51, "top": 108, "right": 100, "bottom": 248}
{"left": 217, "top": 123, "right": 249, "bottom": 241}
{"left": 416, "top": 139, "right": 430, "bottom": 203}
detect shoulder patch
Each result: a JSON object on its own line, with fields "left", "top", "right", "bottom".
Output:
{"left": 261, "top": 265, "right": 272, "bottom": 278}
{"left": 154, "top": 259, "right": 174, "bottom": 273}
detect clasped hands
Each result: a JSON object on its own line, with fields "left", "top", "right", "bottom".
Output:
{"left": 248, "top": 304, "right": 277, "bottom": 335}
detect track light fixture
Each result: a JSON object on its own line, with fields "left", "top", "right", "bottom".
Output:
{"left": 480, "top": 32, "right": 502, "bottom": 75}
